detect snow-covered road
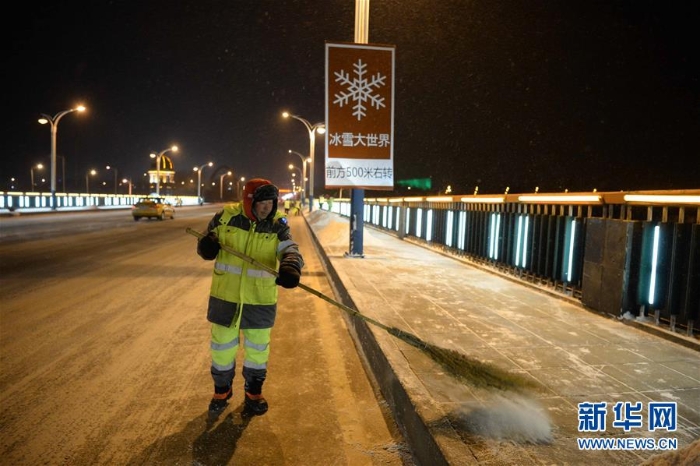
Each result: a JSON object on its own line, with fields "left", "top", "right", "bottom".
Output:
{"left": 0, "top": 207, "right": 412, "bottom": 465}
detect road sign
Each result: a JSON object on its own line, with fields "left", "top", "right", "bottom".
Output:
{"left": 325, "top": 42, "right": 395, "bottom": 189}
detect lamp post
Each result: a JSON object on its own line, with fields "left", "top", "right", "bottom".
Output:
{"left": 219, "top": 171, "right": 232, "bottom": 200}
{"left": 38, "top": 105, "right": 86, "bottom": 209}
{"left": 288, "top": 149, "right": 309, "bottom": 205}
{"left": 122, "top": 178, "right": 133, "bottom": 195}
{"left": 288, "top": 164, "right": 303, "bottom": 200}
{"left": 85, "top": 169, "right": 96, "bottom": 194}
{"left": 237, "top": 176, "right": 245, "bottom": 201}
{"left": 194, "top": 161, "right": 213, "bottom": 205}
{"left": 282, "top": 112, "right": 325, "bottom": 212}
{"left": 30, "top": 163, "right": 44, "bottom": 191}
{"left": 106, "top": 165, "right": 118, "bottom": 195}
{"left": 150, "top": 145, "right": 178, "bottom": 196}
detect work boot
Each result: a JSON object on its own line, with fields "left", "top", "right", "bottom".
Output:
{"left": 208, "top": 385, "right": 232, "bottom": 414}
{"left": 244, "top": 392, "right": 268, "bottom": 416}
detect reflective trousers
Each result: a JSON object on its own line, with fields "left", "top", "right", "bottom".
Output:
{"left": 210, "top": 323, "right": 271, "bottom": 394}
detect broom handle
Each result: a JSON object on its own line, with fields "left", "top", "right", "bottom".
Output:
{"left": 187, "top": 228, "right": 532, "bottom": 391}
{"left": 185, "top": 228, "right": 394, "bottom": 333}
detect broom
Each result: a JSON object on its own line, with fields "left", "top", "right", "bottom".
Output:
{"left": 186, "top": 227, "right": 537, "bottom": 392}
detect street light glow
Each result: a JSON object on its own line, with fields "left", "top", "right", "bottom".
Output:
{"left": 219, "top": 170, "right": 232, "bottom": 200}
{"left": 194, "top": 161, "right": 213, "bottom": 204}
{"left": 152, "top": 145, "right": 178, "bottom": 196}
{"left": 282, "top": 112, "right": 325, "bottom": 212}
{"left": 30, "top": 163, "right": 44, "bottom": 191}
{"left": 37, "top": 104, "right": 87, "bottom": 208}
{"left": 287, "top": 149, "right": 309, "bottom": 206}
{"left": 85, "top": 169, "right": 97, "bottom": 194}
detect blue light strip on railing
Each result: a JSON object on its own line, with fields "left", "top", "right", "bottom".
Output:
{"left": 495, "top": 214, "right": 501, "bottom": 259}
{"left": 522, "top": 215, "right": 529, "bottom": 268}
{"left": 514, "top": 214, "right": 530, "bottom": 268}
{"left": 567, "top": 219, "right": 577, "bottom": 281}
{"left": 649, "top": 225, "right": 660, "bottom": 305}
{"left": 426, "top": 209, "right": 433, "bottom": 242}
{"left": 516, "top": 216, "right": 523, "bottom": 267}
{"left": 458, "top": 211, "right": 466, "bottom": 250}
{"left": 416, "top": 208, "right": 423, "bottom": 239}
{"left": 446, "top": 211, "right": 454, "bottom": 247}
{"left": 489, "top": 212, "right": 501, "bottom": 260}
{"left": 489, "top": 214, "right": 496, "bottom": 258}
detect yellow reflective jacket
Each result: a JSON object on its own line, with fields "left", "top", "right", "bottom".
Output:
{"left": 198, "top": 203, "right": 303, "bottom": 328}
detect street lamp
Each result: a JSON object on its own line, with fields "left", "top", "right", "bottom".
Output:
{"left": 236, "top": 176, "right": 245, "bottom": 201}
{"left": 38, "top": 105, "right": 86, "bottom": 209}
{"left": 106, "top": 165, "right": 118, "bottom": 195}
{"left": 219, "top": 171, "right": 232, "bottom": 200}
{"left": 121, "top": 178, "right": 133, "bottom": 195}
{"left": 288, "top": 149, "right": 310, "bottom": 205}
{"left": 150, "top": 145, "right": 178, "bottom": 196}
{"left": 194, "top": 161, "right": 213, "bottom": 204}
{"left": 30, "top": 163, "right": 44, "bottom": 191}
{"left": 282, "top": 112, "right": 325, "bottom": 212}
{"left": 85, "top": 169, "right": 97, "bottom": 194}
{"left": 288, "top": 164, "right": 303, "bottom": 200}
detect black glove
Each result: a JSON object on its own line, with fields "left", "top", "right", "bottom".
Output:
{"left": 197, "top": 232, "right": 220, "bottom": 260}
{"left": 276, "top": 264, "right": 301, "bottom": 288}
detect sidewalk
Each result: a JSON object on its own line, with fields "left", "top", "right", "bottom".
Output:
{"left": 303, "top": 210, "right": 700, "bottom": 465}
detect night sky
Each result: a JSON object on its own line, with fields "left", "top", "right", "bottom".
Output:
{"left": 6, "top": 0, "right": 699, "bottom": 197}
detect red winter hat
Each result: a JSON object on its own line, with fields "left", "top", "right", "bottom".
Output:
{"left": 243, "top": 178, "right": 279, "bottom": 220}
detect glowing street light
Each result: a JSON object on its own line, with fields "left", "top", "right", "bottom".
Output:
{"left": 121, "top": 178, "right": 133, "bottom": 195}
{"left": 288, "top": 164, "right": 303, "bottom": 199}
{"left": 85, "top": 169, "right": 97, "bottom": 194}
{"left": 288, "top": 149, "right": 310, "bottom": 205}
{"left": 30, "top": 163, "right": 44, "bottom": 191}
{"left": 150, "top": 145, "right": 178, "bottom": 196}
{"left": 236, "top": 176, "right": 245, "bottom": 201}
{"left": 194, "top": 161, "right": 213, "bottom": 204}
{"left": 282, "top": 112, "right": 325, "bottom": 211}
{"left": 219, "top": 171, "right": 232, "bottom": 200}
{"left": 38, "top": 105, "right": 86, "bottom": 209}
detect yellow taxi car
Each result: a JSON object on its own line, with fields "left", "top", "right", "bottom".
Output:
{"left": 131, "top": 197, "right": 175, "bottom": 221}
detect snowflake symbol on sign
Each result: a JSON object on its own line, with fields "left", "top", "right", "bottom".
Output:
{"left": 333, "top": 59, "right": 386, "bottom": 121}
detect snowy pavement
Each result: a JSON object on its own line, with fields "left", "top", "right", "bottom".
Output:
{"left": 304, "top": 209, "right": 700, "bottom": 465}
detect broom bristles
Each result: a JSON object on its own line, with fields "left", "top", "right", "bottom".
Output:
{"left": 388, "top": 327, "right": 538, "bottom": 392}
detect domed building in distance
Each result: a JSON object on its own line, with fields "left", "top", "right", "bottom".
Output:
{"left": 147, "top": 154, "right": 175, "bottom": 195}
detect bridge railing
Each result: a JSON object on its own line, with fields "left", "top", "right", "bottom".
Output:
{"left": 325, "top": 190, "right": 700, "bottom": 337}
{"left": 0, "top": 191, "right": 200, "bottom": 212}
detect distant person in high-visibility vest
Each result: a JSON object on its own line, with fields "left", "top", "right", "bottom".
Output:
{"left": 284, "top": 199, "right": 291, "bottom": 214}
{"left": 196, "top": 178, "right": 304, "bottom": 417}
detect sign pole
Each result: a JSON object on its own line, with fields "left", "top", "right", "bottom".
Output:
{"left": 325, "top": 2, "right": 394, "bottom": 259}
{"left": 348, "top": 0, "right": 370, "bottom": 258}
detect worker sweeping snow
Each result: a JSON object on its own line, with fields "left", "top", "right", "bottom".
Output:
{"left": 196, "top": 178, "right": 304, "bottom": 417}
